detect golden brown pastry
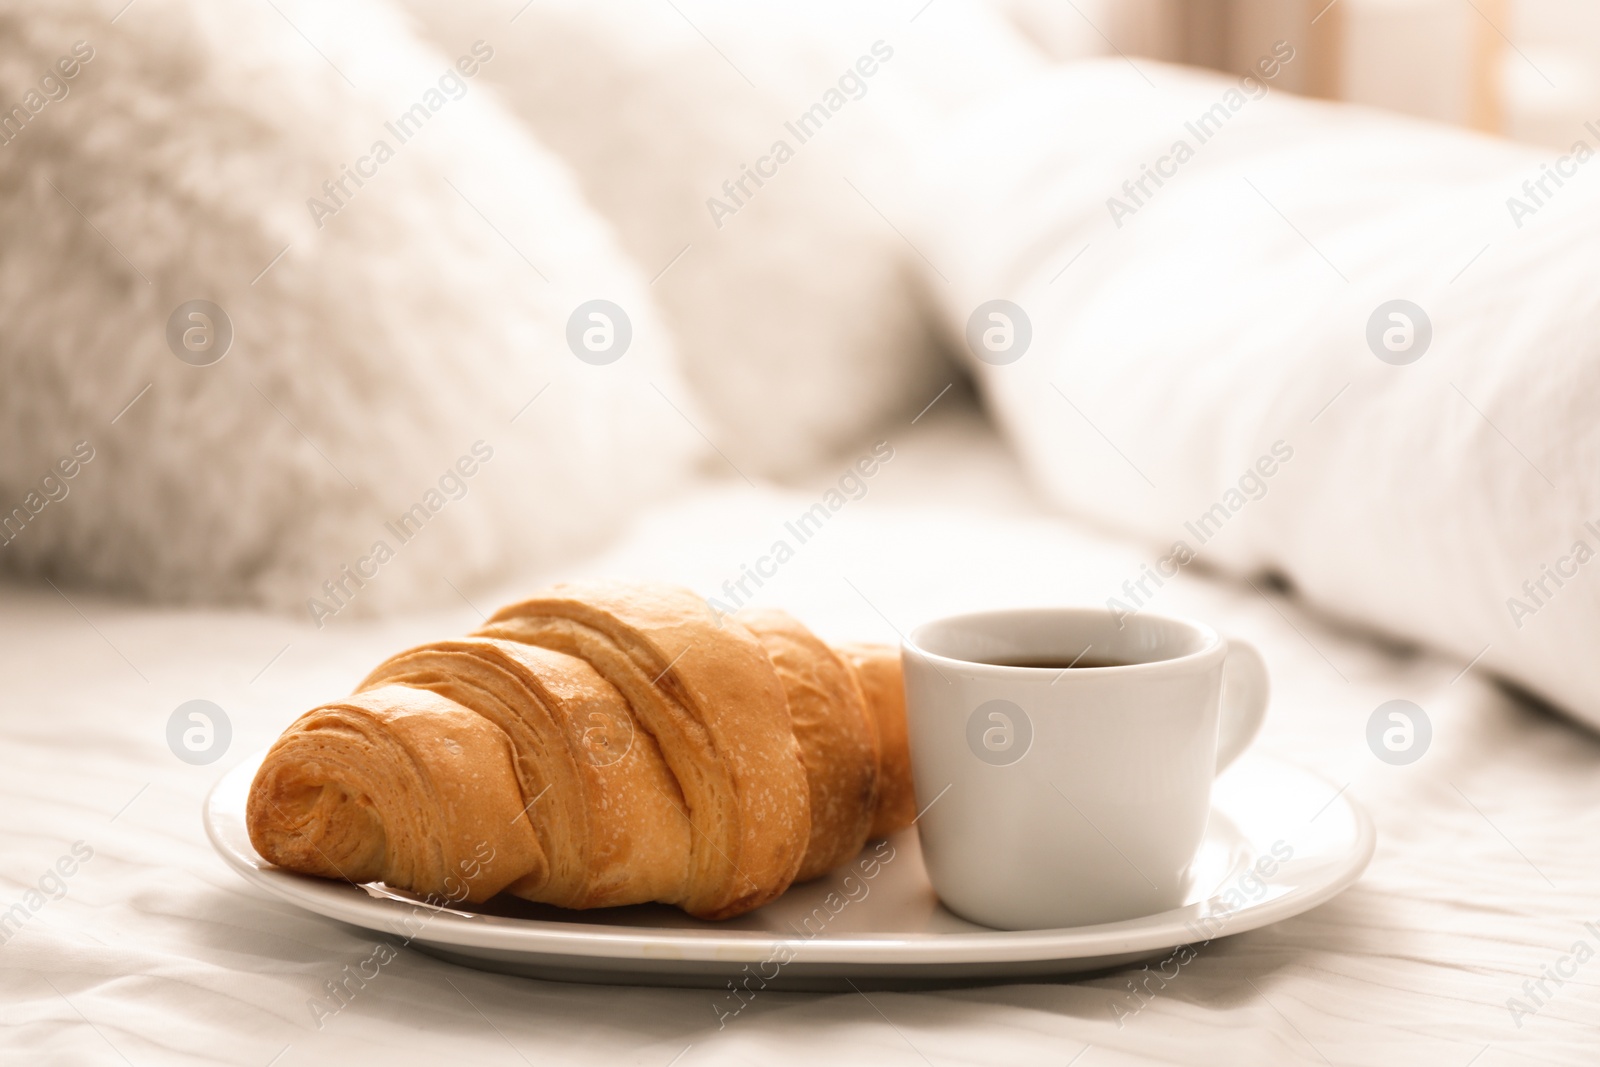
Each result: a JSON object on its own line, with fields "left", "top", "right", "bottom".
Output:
{"left": 838, "top": 642, "right": 917, "bottom": 838}
{"left": 474, "top": 582, "right": 809, "bottom": 918}
{"left": 246, "top": 581, "right": 912, "bottom": 919}
{"left": 359, "top": 638, "right": 691, "bottom": 910}
{"left": 244, "top": 685, "right": 544, "bottom": 904}
{"left": 740, "top": 609, "right": 878, "bottom": 882}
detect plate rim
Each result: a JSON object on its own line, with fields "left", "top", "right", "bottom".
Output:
{"left": 206, "top": 751, "right": 1375, "bottom": 966}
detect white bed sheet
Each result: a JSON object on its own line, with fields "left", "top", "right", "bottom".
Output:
{"left": 2, "top": 401, "right": 1596, "bottom": 1066}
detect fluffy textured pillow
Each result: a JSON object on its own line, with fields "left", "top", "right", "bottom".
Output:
{"left": 0, "top": 0, "right": 700, "bottom": 617}
{"left": 400, "top": 0, "right": 1046, "bottom": 475}
{"left": 912, "top": 59, "right": 1600, "bottom": 729}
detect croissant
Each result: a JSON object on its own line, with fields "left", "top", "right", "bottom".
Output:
{"left": 245, "top": 581, "right": 913, "bottom": 919}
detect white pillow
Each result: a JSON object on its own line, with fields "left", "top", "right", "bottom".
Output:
{"left": 911, "top": 59, "right": 1600, "bottom": 728}
{"left": 399, "top": 0, "right": 1046, "bottom": 475}
{"left": 0, "top": 0, "right": 700, "bottom": 617}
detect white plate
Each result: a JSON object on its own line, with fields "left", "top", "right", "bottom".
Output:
{"left": 206, "top": 752, "right": 1373, "bottom": 989}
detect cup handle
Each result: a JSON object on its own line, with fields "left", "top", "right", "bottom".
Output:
{"left": 1216, "top": 638, "right": 1269, "bottom": 774}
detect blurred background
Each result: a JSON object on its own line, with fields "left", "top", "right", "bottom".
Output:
{"left": 1021, "top": 0, "right": 1594, "bottom": 146}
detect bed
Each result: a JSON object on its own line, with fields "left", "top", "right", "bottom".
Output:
{"left": 3, "top": 396, "right": 1594, "bottom": 1066}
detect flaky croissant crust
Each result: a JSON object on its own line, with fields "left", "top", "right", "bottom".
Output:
{"left": 246, "top": 581, "right": 912, "bottom": 919}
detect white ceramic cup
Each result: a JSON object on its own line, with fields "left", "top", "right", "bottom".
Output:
{"left": 902, "top": 607, "right": 1269, "bottom": 930}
